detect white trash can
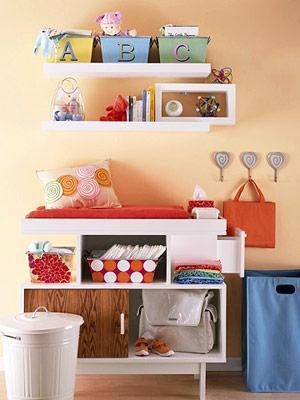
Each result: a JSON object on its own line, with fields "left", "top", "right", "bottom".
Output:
{"left": 0, "top": 306, "right": 84, "bottom": 400}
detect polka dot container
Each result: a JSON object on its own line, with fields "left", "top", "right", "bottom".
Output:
{"left": 87, "top": 258, "right": 159, "bottom": 284}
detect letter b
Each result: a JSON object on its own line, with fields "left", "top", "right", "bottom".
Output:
{"left": 118, "top": 43, "right": 135, "bottom": 62}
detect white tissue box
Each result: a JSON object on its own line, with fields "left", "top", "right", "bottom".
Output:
{"left": 192, "top": 207, "right": 220, "bottom": 219}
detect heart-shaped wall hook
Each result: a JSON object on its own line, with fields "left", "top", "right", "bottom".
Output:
{"left": 240, "top": 152, "right": 258, "bottom": 179}
{"left": 214, "top": 152, "right": 230, "bottom": 182}
{"left": 267, "top": 152, "right": 285, "bottom": 182}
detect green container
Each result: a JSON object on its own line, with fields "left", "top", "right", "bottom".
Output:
{"left": 157, "top": 36, "right": 210, "bottom": 63}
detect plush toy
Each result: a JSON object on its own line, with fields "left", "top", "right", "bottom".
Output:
{"left": 95, "top": 11, "right": 136, "bottom": 37}
{"left": 100, "top": 95, "right": 129, "bottom": 121}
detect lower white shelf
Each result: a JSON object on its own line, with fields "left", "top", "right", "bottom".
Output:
{"left": 76, "top": 347, "right": 225, "bottom": 375}
{"left": 42, "top": 121, "right": 210, "bottom": 132}
{"left": 127, "top": 346, "right": 224, "bottom": 363}
{"left": 77, "top": 347, "right": 224, "bottom": 364}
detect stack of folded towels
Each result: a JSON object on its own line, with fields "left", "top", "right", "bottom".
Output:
{"left": 174, "top": 260, "right": 224, "bottom": 284}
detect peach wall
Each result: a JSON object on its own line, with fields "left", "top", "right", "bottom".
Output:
{"left": 0, "top": 0, "right": 300, "bottom": 357}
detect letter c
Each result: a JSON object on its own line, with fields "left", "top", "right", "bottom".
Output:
{"left": 174, "top": 44, "right": 190, "bottom": 62}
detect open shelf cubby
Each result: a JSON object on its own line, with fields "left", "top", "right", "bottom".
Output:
{"left": 80, "top": 234, "right": 168, "bottom": 285}
{"left": 128, "top": 288, "right": 226, "bottom": 363}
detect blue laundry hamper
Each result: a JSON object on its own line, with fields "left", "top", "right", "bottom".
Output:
{"left": 100, "top": 36, "right": 151, "bottom": 63}
{"left": 243, "top": 270, "right": 300, "bottom": 392}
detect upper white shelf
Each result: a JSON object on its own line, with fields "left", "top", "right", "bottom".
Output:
{"left": 42, "top": 121, "right": 210, "bottom": 132}
{"left": 21, "top": 218, "right": 227, "bottom": 235}
{"left": 43, "top": 62, "right": 212, "bottom": 78}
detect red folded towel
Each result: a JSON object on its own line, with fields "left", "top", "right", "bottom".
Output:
{"left": 175, "top": 260, "right": 222, "bottom": 273}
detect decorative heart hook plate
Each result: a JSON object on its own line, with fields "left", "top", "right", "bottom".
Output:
{"left": 240, "top": 152, "right": 258, "bottom": 178}
{"left": 267, "top": 152, "right": 285, "bottom": 182}
{"left": 214, "top": 152, "right": 230, "bottom": 182}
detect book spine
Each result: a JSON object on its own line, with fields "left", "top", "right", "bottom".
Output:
{"left": 128, "top": 96, "right": 133, "bottom": 121}
{"left": 148, "top": 86, "right": 155, "bottom": 122}
{"left": 146, "top": 90, "right": 151, "bottom": 122}
{"left": 132, "top": 96, "right": 137, "bottom": 121}
{"left": 136, "top": 100, "right": 143, "bottom": 122}
{"left": 125, "top": 96, "right": 129, "bottom": 121}
{"left": 142, "top": 90, "right": 147, "bottom": 122}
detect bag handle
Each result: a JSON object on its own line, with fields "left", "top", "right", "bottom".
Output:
{"left": 233, "top": 179, "right": 265, "bottom": 203}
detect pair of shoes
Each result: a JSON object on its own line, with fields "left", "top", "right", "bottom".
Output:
{"left": 135, "top": 337, "right": 175, "bottom": 357}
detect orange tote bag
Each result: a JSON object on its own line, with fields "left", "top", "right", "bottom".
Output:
{"left": 223, "top": 179, "right": 276, "bottom": 248}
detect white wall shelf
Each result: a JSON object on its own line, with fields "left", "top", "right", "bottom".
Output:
{"left": 43, "top": 63, "right": 212, "bottom": 78}
{"left": 42, "top": 121, "right": 210, "bottom": 132}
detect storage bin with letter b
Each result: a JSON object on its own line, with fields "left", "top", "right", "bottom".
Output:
{"left": 100, "top": 36, "right": 151, "bottom": 63}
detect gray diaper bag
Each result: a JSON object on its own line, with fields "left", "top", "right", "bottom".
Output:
{"left": 139, "top": 289, "right": 217, "bottom": 353}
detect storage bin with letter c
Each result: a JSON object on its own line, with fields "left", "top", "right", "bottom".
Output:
{"left": 157, "top": 36, "right": 210, "bottom": 63}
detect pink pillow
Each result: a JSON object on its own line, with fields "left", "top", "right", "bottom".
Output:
{"left": 37, "top": 160, "right": 121, "bottom": 209}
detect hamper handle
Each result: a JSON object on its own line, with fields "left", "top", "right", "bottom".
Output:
{"left": 276, "top": 284, "right": 296, "bottom": 294}
{"left": 233, "top": 179, "right": 265, "bottom": 203}
{"left": 32, "top": 306, "right": 49, "bottom": 319}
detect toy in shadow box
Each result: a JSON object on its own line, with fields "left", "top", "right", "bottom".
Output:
{"left": 154, "top": 83, "right": 228, "bottom": 122}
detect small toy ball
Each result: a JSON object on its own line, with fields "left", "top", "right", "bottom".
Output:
{"left": 165, "top": 100, "right": 183, "bottom": 117}
{"left": 195, "top": 95, "right": 220, "bottom": 117}
{"left": 211, "top": 67, "right": 233, "bottom": 84}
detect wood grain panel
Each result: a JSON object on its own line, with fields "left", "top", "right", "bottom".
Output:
{"left": 24, "top": 289, "right": 129, "bottom": 358}
{"left": 225, "top": 275, "right": 242, "bottom": 357}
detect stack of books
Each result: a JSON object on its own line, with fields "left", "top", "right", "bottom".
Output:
{"left": 126, "top": 86, "right": 155, "bottom": 122}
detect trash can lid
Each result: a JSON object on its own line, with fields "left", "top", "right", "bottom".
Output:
{"left": 0, "top": 306, "right": 84, "bottom": 335}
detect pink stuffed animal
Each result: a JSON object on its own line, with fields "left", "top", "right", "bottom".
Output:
{"left": 95, "top": 11, "right": 136, "bottom": 36}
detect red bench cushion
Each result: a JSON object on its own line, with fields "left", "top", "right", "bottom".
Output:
{"left": 26, "top": 205, "right": 189, "bottom": 219}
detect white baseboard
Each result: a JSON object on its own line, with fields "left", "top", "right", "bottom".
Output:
{"left": 0, "top": 357, "right": 242, "bottom": 373}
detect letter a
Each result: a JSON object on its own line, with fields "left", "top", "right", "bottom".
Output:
{"left": 60, "top": 41, "right": 78, "bottom": 62}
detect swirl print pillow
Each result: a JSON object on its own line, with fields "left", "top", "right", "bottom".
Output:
{"left": 37, "top": 160, "right": 121, "bottom": 209}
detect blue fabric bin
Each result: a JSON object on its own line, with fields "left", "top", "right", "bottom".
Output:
{"left": 243, "top": 270, "right": 300, "bottom": 392}
{"left": 100, "top": 36, "right": 151, "bottom": 63}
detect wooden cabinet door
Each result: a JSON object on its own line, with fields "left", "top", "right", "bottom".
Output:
{"left": 24, "top": 289, "right": 129, "bottom": 358}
